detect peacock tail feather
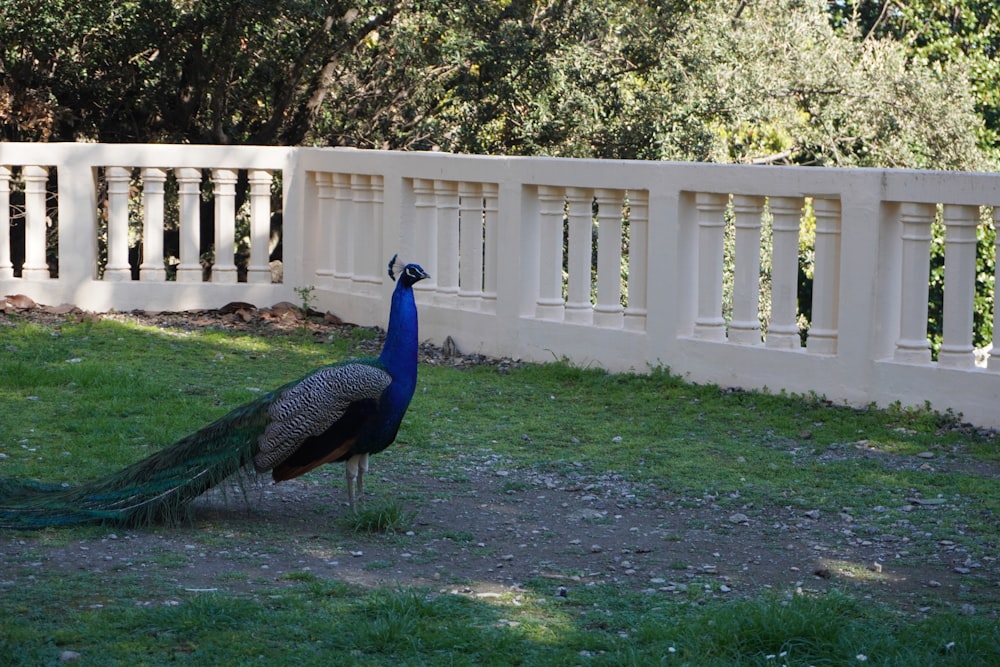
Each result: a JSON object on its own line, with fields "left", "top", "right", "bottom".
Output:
{"left": 0, "top": 389, "right": 275, "bottom": 529}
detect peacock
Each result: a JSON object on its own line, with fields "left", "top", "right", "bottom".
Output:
{"left": 0, "top": 256, "right": 429, "bottom": 529}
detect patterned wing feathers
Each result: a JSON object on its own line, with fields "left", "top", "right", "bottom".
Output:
{"left": 252, "top": 363, "right": 391, "bottom": 472}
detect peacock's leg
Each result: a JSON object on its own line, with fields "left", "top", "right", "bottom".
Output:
{"left": 345, "top": 454, "right": 362, "bottom": 510}
{"left": 356, "top": 453, "right": 370, "bottom": 503}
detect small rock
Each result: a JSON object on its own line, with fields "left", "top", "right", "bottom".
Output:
{"left": 928, "top": 580, "right": 942, "bottom": 587}
{"left": 954, "top": 567, "right": 971, "bottom": 574}
{"left": 59, "top": 651, "right": 81, "bottom": 662}
{"left": 803, "top": 510, "right": 821, "bottom": 520}
{"left": 728, "top": 513, "right": 749, "bottom": 525}
{"left": 908, "top": 497, "right": 946, "bottom": 506}
{"left": 916, "top": 451, "right": 936, "bottom": 459}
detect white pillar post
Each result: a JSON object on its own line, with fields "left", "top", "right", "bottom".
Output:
{"left": 766, "top": 196, "right": 802, "bottom": 349}
{"left": 175, "top": 167, "right": 203, "bottom": 283}
{"left": 564, "top": 187, "right": 594, "bottom": 323}
{"left": 728, "top": 194, "right": 765, "bottom": 345}
{"left": 138, "top": 167, "right": 167, "bottom": 281}
{"left": 21, "top": 165, "right": 51, "bottom": 280}
{"left": 594, "top": 188, "right": 625, "bottom": 328}
{"left": 0, "top": 166, "right": 13, "bottom": 278}
{"left": 535, "top": 185, "right": 566, "bottom": 320}
{"left": 893, "top": 202, "right": 935, "bottom": 363}
{"left": 411, "top": 178, "right": 437, "bottom": 294}
{"left": 806, "top": 197, "right": 842, "bottom": 355}
{"left": 937, "top": 204, "right": 979, "bottom": 367}
{"left": 481, "top": 182, "right": 499, "bottom": 312}
{"left": 692, "top": 192, "right": 728, "bottom": 340}
{"left": 434, "top": 179, "right": 459, "bottom": 298}
{"left": 247, "top": 169, "right": 273, "bottom": 284}
{"left": 624, "top": 190, "right": 648, "bottom": 331}
{"left": 457, "top": 181, "right": 484, "bottom": 307}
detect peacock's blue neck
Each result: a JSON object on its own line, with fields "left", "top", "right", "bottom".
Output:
{"left": 378, "top": 280, "right": 419, "bottom": 393}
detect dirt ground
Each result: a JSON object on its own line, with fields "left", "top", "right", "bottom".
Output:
{"left": 1, "top": 300, "right": 998, "bottom": 616}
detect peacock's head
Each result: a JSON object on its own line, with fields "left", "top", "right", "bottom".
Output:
{"left": 387, "top": 254, "right": 430, "bottom": 287}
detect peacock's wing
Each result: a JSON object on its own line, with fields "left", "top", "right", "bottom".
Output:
{"left": 252, "top": 362, "right": 392, "bottom": 472}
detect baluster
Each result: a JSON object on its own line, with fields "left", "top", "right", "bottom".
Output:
{"left": 990, "top": 206, "right": 1000, "bottom": 372}
{"left": 313, "top": 172, "right": 335, "bottom": 284}
{"left": 624, "top": 190, "right": 648, "bottom": 331}
{"left": 729, "top": 194, "right": 765, "bottom": 345}
{"left": 806, "top": 197, "right": 842, "bottom": 355}
{"left": 536, "top": 185, "right": 566, "bottom": 320}
{"left": 435, "top": 180, "right": 460, "bottom": 297}
{"left": 370, "top": 174, "right": 384, "bottom": 284}
{"left": 412, "top": 178, "right": 437, "bottom": 293}
{"left": 893, "top": 202, "right": 935, "bottom": 363}
{"left": 331, "top": 173, "right": 354, "bottom": 286}
{"left": 350, "top": 174, "right": 379, "bottom": 285}
{"left": 692, "top": 192, "right": 728, "bottom": 340}
{"left": 565, "top": 187, "right": 594, "bottom": 323}
{"left": 766, "top": 196, "right": 802, "bottom": 349}
{"left": 0, "top": 166, "right": 13, "bottom": 278}
{"left": 21, "top": 165, "right": 50, "bottom": 280}
{"left": 481, "top": 182, "right": 499, "bottom": 312}
{"left": 211, "top": 168, "right": 238, "bottom": 283}
{"left": 458, "top": 181, "right": 484, "bottom": 308}
{"left": 247, "top": 169, "right": 273, "bottom": 284}
{"left": 938, "top": 204, "right": 979, "bottom": 367}
{"left": 104, "top": 167, "right": 133, "bottom": 281}
{"left": 138, "top": 168, "right": 167, "bottom": 281}
{"left": 594, "top": 188, "right": 624, "bottom": 328}
{"left": 175, "top": 167, "right": 203, "bottom": 282}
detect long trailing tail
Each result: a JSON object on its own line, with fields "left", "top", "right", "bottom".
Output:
{"left": 0, "top": 396, "right": 272, "bottom": 529}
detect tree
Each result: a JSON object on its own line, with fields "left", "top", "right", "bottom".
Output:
{"left": 831, "top": 0, "right": 1000, "bottom": 160}
{"left": 0, "top": 0, "right": 400, "bottom": 144}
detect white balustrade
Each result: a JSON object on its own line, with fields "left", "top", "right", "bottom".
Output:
{"left": 1, "top": 143, "right": 998, "bottom": 427}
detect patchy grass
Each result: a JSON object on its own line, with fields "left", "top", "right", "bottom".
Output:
{"left": 1, "top": 313, "right": 998, "bottom": 665}
{"left": 346, "top": 499, "right": 415, "bottom": 534}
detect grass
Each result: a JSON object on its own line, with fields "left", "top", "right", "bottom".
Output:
{"left": 1, "top": 313, "right": 999, "bottom": 665}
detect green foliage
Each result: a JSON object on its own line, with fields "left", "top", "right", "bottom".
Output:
{"left": 837, "top": 0, "right": 1000, "bottom": 159}
{"left": 1, "top": 0, "right": 991, "bottom": 170}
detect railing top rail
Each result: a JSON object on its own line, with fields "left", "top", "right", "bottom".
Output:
{"left": 2, "top": 141, "right": 999, "bottom": 204}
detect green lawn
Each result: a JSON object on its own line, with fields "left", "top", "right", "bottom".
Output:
{"left": 1, "top": 314, "right": 997, "bottom": 666}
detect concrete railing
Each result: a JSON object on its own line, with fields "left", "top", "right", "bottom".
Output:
{"left": 1, "top": 142, "right": 998, "bottom": 428}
